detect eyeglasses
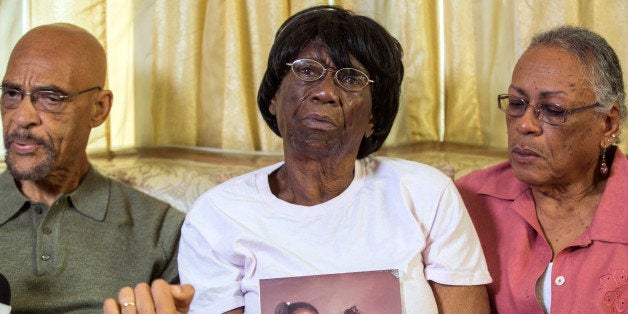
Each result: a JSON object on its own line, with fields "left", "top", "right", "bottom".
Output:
{"left": 0, "top": 86, "right": 102, "bottom": 113}
{"left": 286, "top": 59, "right": 374, "bottom": 92}
{"left": 497, "top": 94, "right": 599, "bottom": 126}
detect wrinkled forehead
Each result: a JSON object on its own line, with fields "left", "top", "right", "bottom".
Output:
{"left": 4, "top": 43, "right": 79, "bottom": 89}
{"left": 514, "top": 46, "right": 589, "bottom": 81}
{"left": 511, "top": 46, "right": 596, "bottom": 100}
{"left": 4, "top": 28, "right": 103, "bottom": 89}
{"left": 298, "top": 39, "right": 364, "bottom": 71}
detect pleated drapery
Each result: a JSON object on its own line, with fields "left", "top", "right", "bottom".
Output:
{"left": 0, "top": 0, "right": 626, "bottom": 154}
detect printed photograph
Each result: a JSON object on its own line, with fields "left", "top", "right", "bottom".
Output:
{"left": 260, "top": 270, "right": 402, "bottom": 313}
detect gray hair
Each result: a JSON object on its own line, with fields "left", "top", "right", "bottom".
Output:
{"left": 528, "top": 25, "right": 626, "bottom": 131}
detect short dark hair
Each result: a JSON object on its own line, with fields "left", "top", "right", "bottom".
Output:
{"left": 257, "top": 5, "right": 404, "bottom": 158}
{"left": 529, "top": 25, "right": 626, "bottom": 129}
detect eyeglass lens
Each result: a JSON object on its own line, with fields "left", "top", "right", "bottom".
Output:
{"left": 289, "top": 59, "right": 371, "bottom": 91}
{"left": 1, "top": 86, "right": 101, "bottom": 113}
{"left": 498, "top": 96, "right": 567, "bottom": 125}
{"left": 1, "top": 89, "right": 66, "bottom": 112}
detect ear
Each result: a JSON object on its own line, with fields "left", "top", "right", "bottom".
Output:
{"left": 599, "top": 102, "right": 620, "bottom": 148}
{"left": 269, "top": 96, "right": 277, "bottom": 116}
{"left": 90, "top": 89, "right": 113, "bottom": 128}
{"left": 365, "top": 113, "right": 374, "bottom": 138}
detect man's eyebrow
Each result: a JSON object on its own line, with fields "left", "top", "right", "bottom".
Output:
{"left": 1, "top": 81, "right": 20, "bottom": 89}
{"left": 0, "top": 82, "right": 68, "bottom": 94}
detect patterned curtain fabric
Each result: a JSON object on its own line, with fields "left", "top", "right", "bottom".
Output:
{"left": 0, "top": 0, "right": 626, "bottom": 154}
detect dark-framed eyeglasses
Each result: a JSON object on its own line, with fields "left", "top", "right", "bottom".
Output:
{"left": 286, "top": 59, "right": 374, "bottom": 92}
{"left": 0, "top": 86, "right": 102, "bottom": 113}
{"left": 497, "top": 94, "right": 599, "bottom": 126}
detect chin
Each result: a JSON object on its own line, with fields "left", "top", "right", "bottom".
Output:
{"left": 289, "top": 132, "right": 342, "bottom": 154}
{"left": 511, "top": 165, "right": 550, "bottom": 187}
{"left": 5, "top": 153, "right": 55, "bottom": 181}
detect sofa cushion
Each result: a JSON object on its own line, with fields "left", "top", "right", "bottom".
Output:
{"left": 1, "top": 144, "right": 507, "bottom": 213}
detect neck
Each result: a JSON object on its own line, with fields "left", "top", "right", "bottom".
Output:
{"left": 18, "top": 159, "right": 90, "bottom": 207}
{"left": 271, "top": 153, "right": 358, "bottom": 206}
{"left": 532, "top": 175, "right": 606, "bottom": 256}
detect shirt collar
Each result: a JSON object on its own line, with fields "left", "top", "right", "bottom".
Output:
{"left": 587, "top": 148, "right": 627, "bottom": 243}
{"left": 474, "top": 152, "right": 627, "bottom": 244}
{"left": 69, "top": 166, "right": 109, "bottom": 221}
{"left": 476, "top": 161, "right": 529, "bottom": 200}
{"left": 0, "top": 166, "right": 110, "bottom": 224}
{"left": 0, "top": 170, "right": 29, "bottom": 224}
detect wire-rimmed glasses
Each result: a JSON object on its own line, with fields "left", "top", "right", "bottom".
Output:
{"left": 497, "top": 94, "right": 599, "bottom": 126}
{"left": 0, "top": 86, "right": 102, "bottom": 113}
{"left": 286, "top": 59, "right": 374, "bottom": 92}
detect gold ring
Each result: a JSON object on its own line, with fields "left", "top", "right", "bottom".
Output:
{"left": 122, "top": 301, "right": 136, "bottom": 307}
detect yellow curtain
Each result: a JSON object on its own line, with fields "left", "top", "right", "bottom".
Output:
{"left": 1, "top": 0, "right": 626, "bottom": 155}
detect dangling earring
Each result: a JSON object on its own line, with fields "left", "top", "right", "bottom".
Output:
{"left": 600, "top": 147, "right": 609, "bottom": 175}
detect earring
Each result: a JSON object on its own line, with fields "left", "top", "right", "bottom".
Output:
{"left": 600, "top": 147, "right": 609, "bottom": 175}
{"left": 608, "top": 134, "right": 617, "bottom": 143}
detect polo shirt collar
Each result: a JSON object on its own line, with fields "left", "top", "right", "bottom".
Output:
{"left": 0, "top": 166, "right": 110, "bottom": 224}
{"left": 69, "top": 166, "right": 109, "bottom": 221}
{"left": 477, "top": 161, "right": 529, "bottom": 200}
{"left": 478, "top": 149, "right": 627, "bottom": 245}
{"left": 587, "top": 148, "right": 627, "bottom": 244}
{"left": 0, "top": 170, "right": 29, "bottom": 225}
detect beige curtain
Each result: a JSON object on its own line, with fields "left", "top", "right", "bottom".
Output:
{"left": 0, "top": 0, "right": 626, "bottom": 155}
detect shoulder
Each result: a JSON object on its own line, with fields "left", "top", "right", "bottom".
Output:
{"left": 111, "top": 178, "right": 182, "bottom": 214}
{"left": 94, "top": 170, "right": 185, "bottom": 227}
{"left": 455, "top": 161, "right": 512, "bottom": 193}
{"left": 363, "top": 155, "right": 454, "bottom": 188}
{"left": 187, "top": 162, "right": 281, "bottom": 219}
{"left": 211, "top": 162, "right": 278, "bottom": 192}
{"left": 200, "top": 162, "right": 280, "bottom": 199}
{"left": 454, "top": 161, "right": 530, "bottom": 220}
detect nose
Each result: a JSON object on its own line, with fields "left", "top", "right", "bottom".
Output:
{"left": 512, "top": 103, "right": 542, "bottom": 135}
{"left": 309, "top": 70, "right": 341, "bottom": 105}
{"left": 7, "top": 95, "right": 42, "bottom": 128}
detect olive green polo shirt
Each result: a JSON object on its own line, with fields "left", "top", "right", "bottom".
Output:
{"left": 0, "top": 167, "right": 185, "bottom": 313}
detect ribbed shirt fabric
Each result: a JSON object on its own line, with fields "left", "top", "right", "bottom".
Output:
{"left": 0, "top": 166, "right": 185, "bottom": 313}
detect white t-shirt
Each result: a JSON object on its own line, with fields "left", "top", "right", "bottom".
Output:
{"left": 179, "top": 156, "right": 491, "bottom": 314}
{"left": 536, "top": 262, "right": 553, "bottom": 313}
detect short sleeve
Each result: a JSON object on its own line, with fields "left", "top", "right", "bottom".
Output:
{"left": 422, "top": 182, "right": 491, "bottom": 285}
{"left": 178, "top": 205, "right": 246, "bottom": 314}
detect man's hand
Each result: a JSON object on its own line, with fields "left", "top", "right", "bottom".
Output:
{"left": 103, "top": 279, "right": 194, "bottom": 314}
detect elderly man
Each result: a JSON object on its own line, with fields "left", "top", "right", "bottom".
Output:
{"left": 0, "top": 23, "right": 185, "bottom": 312}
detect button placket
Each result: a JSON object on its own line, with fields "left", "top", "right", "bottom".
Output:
{"left": 35, "top": 198, "right": 67, "bottom": 274}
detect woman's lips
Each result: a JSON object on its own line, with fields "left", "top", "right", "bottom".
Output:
{"left": 510, "top": 146, "right": 541, "bottom": 163}
{"left": 302, "top": 114, "right": 337, "bottom": 130}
